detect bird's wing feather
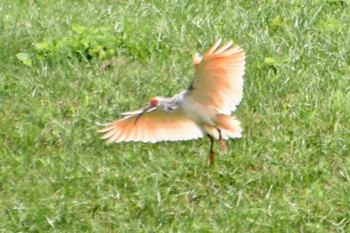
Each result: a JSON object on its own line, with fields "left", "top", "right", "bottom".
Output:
{"left": 187, "top": 38, "right": 245, "bottom": 115}
{"left": 99, "top": 109, "right": 204, "bottom": 143}
{"left": 120, "top": 109, "right": 144, "bottom": 116}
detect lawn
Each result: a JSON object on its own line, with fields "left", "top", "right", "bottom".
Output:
{"left": 1, "top": 0, "right": 350, "bottom": 232}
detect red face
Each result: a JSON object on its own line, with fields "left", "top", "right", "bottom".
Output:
{"left": 149, "top": 98, "right": 159, "bottom": 107}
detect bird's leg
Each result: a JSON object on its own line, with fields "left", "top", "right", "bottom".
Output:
{"left": 217, "top": 128, "right": 228, "bottom": 153}
{"left": 208, "top": 134, "right": 215, "bottom": 166}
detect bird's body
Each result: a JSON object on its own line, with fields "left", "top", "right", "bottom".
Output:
{"left": 100, "top": 39, "right": 246, "bottom": 165}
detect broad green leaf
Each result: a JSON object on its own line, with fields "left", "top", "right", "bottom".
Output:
{"left": 22, "top": 59, "right": 32, "bottom": 67}
{"left": 16, "top": 53, "right": 32, "bottom": 67}
{"left": 16, "top": 52, "right": 30, "bottom": 61}
{"left": 264, "top": 57, "right": 277, "bottom": 65}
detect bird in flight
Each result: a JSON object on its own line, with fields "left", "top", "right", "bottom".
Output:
{"left": 99, "top": 38, "right": 246, "bottom": 165}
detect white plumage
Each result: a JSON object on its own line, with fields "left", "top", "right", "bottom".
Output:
{"left": 100, "top": 39, "right": 246, "bottom": 165}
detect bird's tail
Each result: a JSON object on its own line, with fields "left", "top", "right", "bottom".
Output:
{"left": 215, "top": 114, "right": 243, "bottom": 139}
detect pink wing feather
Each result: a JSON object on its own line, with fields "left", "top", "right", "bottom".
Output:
{"left": 99, "top": 109, "right": 204, "bottom": 143}
{"left": 188, "top": 39, "right": 246, "bottom": 115}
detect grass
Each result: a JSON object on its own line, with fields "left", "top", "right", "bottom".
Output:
{"left": 1, "top": 0, "right": 350, "bottom": 232}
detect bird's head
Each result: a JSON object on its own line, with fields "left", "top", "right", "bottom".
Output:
{"left": 134, "top": 96, "right": 164, "bottom": 124}
{"left": 149, "top": 96, "right": 173, "bottom": 111}
{"left": 149, "top": 96, "right": 161, "bottom": 108}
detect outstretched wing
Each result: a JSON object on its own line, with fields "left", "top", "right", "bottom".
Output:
{"left": 187, "top": 39, "right": 246, "bottom": 115}
{"left": 99, "top": 109, "right": 204, "bottom": 143}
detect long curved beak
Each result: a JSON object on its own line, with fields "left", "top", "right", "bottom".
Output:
{"left": 134, "top": 105, "right": 154, "bottom": 124}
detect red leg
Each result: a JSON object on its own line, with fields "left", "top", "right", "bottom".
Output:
{"left": 217, "top": 129, "right": 228, "bottom": 153}
{"left": 208, "top": 135, "right": 215, "bottom": 166}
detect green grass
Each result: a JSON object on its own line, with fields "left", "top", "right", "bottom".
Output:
{"left": 1, "top": 0, "right": 350, "bottom": 232}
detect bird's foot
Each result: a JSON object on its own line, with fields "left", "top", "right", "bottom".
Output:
{"left": 219, "top": 139, "right": 228, "bottom": 153}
